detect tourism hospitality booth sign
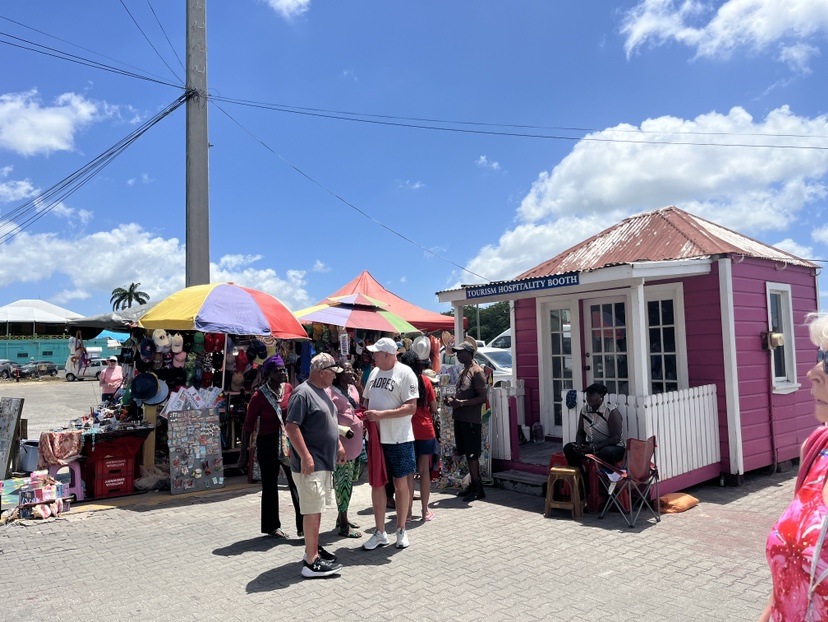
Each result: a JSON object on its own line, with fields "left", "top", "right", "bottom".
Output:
{"left": 464, "top": 273, "right": 580, "bottom": 300}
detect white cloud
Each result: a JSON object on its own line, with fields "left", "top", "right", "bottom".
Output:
{"left": 312, "top": 260, "right": 331, "bottom": 273}
{"left": 397, "top": 179, "right": 425, "bottom": 190}
{"left": 126, "top": 173, "right": 153, "bottom": 186}
{"left": 0, "top": 224, "right": 312, "bottom": 312}
{"left": 342, "top": 69, "right": 359, "bottom": 82}
{"left": 400, "top": 276, "right": 407, "bottom": 284}
{"left": 460, "top": 105, "right": 828, "bottom": 284}
{"left": 50, "top": 202, "right": 93, "bottom": 226}
{"left": 457, "top": 216, "right": 613, "bottom": 285}
{"left": 476, "top": 155, "right": 501, "bottom": 171}
{"left": 264, "top": 0, "right": 310, "bottom": 20}
{"left": 0, "top": 90, "right": 108, "bottom": 156}
{"left": 778, "top": 42, "right": 820, "bottom": 74}
{"left": 773, "top": 238, "right": 813, "bottom": 259}
{"left": 813, "top": 224, "right": 828, "bottom": 245}
{"left": 0, "top": 166, "right": 37, "bottom": 203}
{"left": 621, "top": 0, "right": 828, "bottom": 72}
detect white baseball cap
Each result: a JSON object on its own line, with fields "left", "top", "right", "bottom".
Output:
{"left": 367, "top": 337, "right": 397, "bottom": 355}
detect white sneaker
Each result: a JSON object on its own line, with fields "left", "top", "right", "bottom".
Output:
{"left": 395, "top": 528, "right": 409, "bottom": 549}
{"left": 362, "top": 531, "right": 389, "bottom": 550}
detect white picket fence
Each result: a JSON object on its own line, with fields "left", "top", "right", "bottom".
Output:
{"left": 489, "top": 381, "right": 524, "bottom": 461}
{"left": 561, "top": 384, "right": 721, "bottom": 481}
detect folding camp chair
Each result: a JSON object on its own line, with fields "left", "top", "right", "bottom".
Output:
{"left": 586, "top": 435, "right": 660, "bottom": 527}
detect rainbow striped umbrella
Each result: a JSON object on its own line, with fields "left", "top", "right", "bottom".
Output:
{"left": 138, "top": 282, "right": 307, "bottom": 338}
{"left": 293, "top": 301, "right": 418, "bottom": 334}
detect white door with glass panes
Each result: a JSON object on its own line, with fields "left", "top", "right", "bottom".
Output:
{"left": 584, "top": 297, "right": 629, "bottom": 396}
{"left": 543, "top": 307, "right": 574, "bottom": 438}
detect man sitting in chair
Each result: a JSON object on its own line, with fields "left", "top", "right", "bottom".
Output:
{"left": 564, "top": 383, "right": 625, "bottom": 477}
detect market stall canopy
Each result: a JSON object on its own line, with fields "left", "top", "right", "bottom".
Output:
{"left": 324, "top": 271, "right": 464, "bottom": 332}
{"left": 0, "top": 300, "right": 83, "bottom": 324}
{"left": 138, "top": 282, "right": 307, "bottom": 339}
{"left": 294, "top": 301, "right": 419, "bottom": 333}
{"left": 66, "top": 302, "right": 155, "bottom": 332}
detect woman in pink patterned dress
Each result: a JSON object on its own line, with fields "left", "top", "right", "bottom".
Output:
{"left": 762, "top": 312, "right": 828, "bottom": 621}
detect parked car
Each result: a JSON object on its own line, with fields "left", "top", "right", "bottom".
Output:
{"left": 65, "top": 358, "right": 103, "bottom": 382}
{"left": 0, "top": 358, "right": 21, "bottom": 379}
{"left": 487, "top": 329, "right": 511, "bottom": 349}
{"left": 474, "top": 346, "right": 514, "bottom": 387}
{"left": 19, "top": 360, "right": 59, "bottom": 377}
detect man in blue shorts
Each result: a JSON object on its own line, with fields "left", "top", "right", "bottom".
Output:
{"left": 362, "top": 337, "right": 419, "bottom": 550}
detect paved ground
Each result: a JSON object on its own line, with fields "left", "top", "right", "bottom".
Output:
{"left": 1, "top": 381, "right": 785, "bottom": 621}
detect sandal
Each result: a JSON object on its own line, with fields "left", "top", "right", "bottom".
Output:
{"left": 337, "top": 526, "right": 363, "bottom": 538}
{"left": 423, "top": 510, "right": 435, "bottom": 522}
{"left": 266, "top": 528, "right": 288, "bottom": 539}
{"left": 334, "top": 518, "right": 361, "bottom": 529}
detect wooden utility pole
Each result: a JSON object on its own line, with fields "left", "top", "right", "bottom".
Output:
{"left": 185, "top": 0, "right": 210, "bottom": 286}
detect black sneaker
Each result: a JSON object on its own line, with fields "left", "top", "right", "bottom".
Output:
{"left": 301, "top": 557, "right": 343, "bottom": 578}
{"left": 318, "top": 545, "right": 337, "bottom": 563}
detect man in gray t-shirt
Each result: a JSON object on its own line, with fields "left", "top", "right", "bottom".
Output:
{"left": 285, "top": 353, "right": 346, "bottom": 578}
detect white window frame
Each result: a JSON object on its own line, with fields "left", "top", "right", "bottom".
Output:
{"left": 766, "top": 282, "right": 800, "bottom": 394}
{"left": 644, "top": 283, "right": 689, "bottom": 392}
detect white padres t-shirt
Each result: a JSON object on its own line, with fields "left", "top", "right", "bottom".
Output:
{"left": 364, "top": 363, "right": 419, "bottom": 444}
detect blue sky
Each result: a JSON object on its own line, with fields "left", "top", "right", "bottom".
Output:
{"left": 0, "top": 0, "right": 827, "bottom": 317}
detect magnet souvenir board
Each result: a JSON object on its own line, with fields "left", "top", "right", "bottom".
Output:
{"left": 0, "top": 397, "right": 24, "bottom": 480}
{"left": 166, "top": 408, "right": 224, "bottom": 495}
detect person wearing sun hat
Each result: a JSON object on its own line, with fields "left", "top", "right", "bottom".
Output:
{"left": 362, "top": 337, "right": 419, "bottom": 551}
{"left": 284, "top": 352, "right": 346, "bottom": 579}
{"left": 99, "top": 356, "right": 123, "bottom": 404}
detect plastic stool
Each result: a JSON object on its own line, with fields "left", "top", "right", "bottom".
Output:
{"left": 47, "top": 461, "right": 85, "bottom": 502}
{"left": 544, "top": 466, "right": 585, "bottom": 519}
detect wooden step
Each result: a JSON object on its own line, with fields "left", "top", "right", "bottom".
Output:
{"left": 492, "top": 469, "right": 548, "bottom": 497}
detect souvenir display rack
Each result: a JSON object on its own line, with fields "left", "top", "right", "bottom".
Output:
{"left": 167, "top": 408, "right": 225, "bottom": 494}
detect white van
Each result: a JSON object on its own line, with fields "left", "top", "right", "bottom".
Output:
{"left": 488, "top": 329, "right": 511, "bottom": 349}
{"left": 63, "top": 348, "right": 104, "bottom": 382}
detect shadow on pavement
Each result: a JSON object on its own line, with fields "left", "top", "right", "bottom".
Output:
{"left": 213, "top": 535, "right": 302, "bottom": 557}
{"left": 246, "top": 540, "right": 397, "bottom": 592}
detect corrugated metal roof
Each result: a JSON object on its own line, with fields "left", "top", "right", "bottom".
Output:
{"left": 517, "top": 206, "right": 816, "bottom": 280}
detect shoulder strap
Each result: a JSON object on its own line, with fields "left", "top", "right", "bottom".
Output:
{"left": 258, "top": 384, "right": 284, "bottom": 426}
{"left": 796, "top": 426, "right": 828, "bottom": 493}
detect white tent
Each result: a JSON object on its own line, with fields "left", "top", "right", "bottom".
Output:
{"left": 0, "top": 299, "right": 83, "bottom": 322}
{"left": 0, "top": 299, "right": 84, "bottom": 335}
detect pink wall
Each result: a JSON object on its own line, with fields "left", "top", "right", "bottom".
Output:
{"left": 675, "top": 266, "right": 731, "bottom": 471}
{"left": 514, "top": 299, "right": 539, "bottom": 425}
{"left": 730, "top": 257, "right": 818, "bottom": 472}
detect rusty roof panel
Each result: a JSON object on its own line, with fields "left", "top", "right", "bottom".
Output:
{"left": 517, "top": 206, "right": 815, "bottom": 279}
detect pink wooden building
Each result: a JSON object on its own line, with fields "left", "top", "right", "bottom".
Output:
{"left": 438, "top": 206, "right": 819, "bottom": 491}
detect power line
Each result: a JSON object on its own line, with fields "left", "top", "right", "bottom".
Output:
{"left": 118, "top": 0, "right": 183, "bottom": 84}
{"left": 146, "top": 0, "right": 185, "bottom": 74}
{"left": 0, "top": 15, "right": 179, "bottom": 87}
{"left": 210, "top": 95, "right": 828, "bottom": 151}
{"left": 211, "top": 101, "right": 491, "bottom": 282}
{"left": 0, "top": 94, "right": 188, "bottom": 246}
{"left": 0, "top": 30, "right": 183, "bottom": 89}
{"left": 210, "top": 95, "right": 828, "bottom": 142}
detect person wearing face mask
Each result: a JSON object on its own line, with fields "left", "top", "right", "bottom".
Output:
{"left": 563, "top": 383, "right": 625, "bottom": 476}
{"left": 761, "top": 312, "right": 828, "bottom": 621}
{"left": 239, "top": 355, "right": 301, "bottom": 540}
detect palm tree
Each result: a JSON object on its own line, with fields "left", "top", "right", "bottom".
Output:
{"left": 110, "top": 283, "right": 150, "bottom": 311}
